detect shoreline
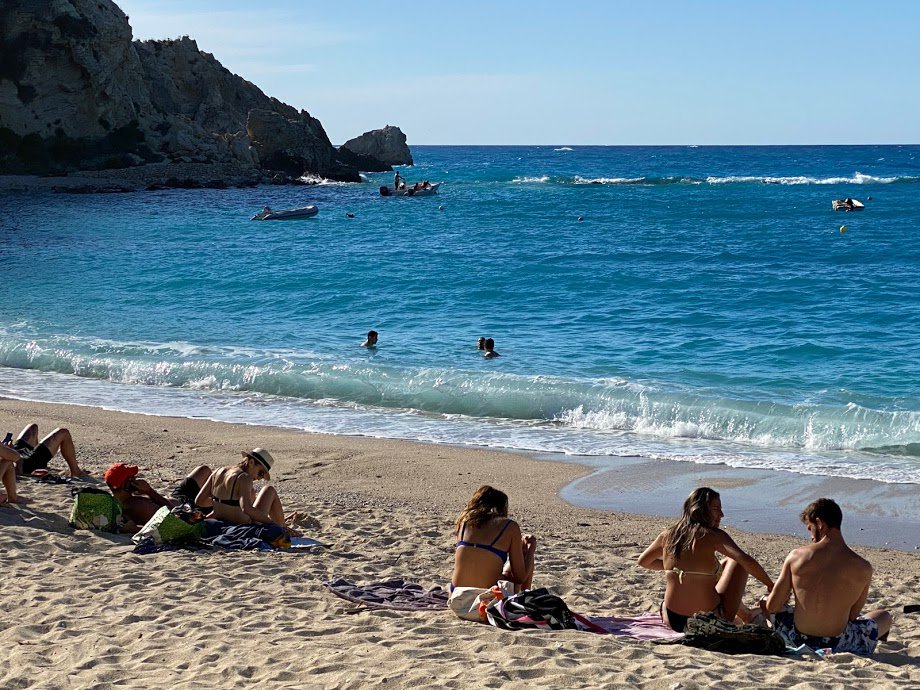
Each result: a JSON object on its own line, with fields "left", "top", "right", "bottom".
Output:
{"left": 1, "top": 397, "right": 918, "bottom": 688}
{"left": 2, "top": 394, "right": 918, "bottom": 552}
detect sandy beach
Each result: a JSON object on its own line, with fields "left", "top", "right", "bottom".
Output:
{"left": 1, "top": 398, "right": 918, "bottom": 689}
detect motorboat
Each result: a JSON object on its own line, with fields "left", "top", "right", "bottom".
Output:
{"left": 379, "top": 183, "right": 440, "bottom": 197}
{"left": 251, "top": 205, "right": 318, "bottom": 220}
{"left": 832, "top": 198, "right": 864, "bottom": 212}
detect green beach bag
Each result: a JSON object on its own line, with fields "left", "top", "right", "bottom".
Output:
{"left": 69, "top": 486, "right": 123, "bottom": 533}
{"left": 132, "top": 506, "right": 205, "bottom": 545}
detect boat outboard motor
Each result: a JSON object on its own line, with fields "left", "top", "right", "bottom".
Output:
{"left": 379, "top": 185, "right": 391, "bottom": 196}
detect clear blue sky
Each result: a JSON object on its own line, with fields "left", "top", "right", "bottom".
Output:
{"left": 117, "top": 0, "right": 920, "bottom": 145}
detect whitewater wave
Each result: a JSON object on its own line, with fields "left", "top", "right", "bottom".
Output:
{"left": 554, "top": 147, "right": 574, "bottom": 151}
{"left": 544, "top": 172, "right": 918, "bottom": 187}
{"left": 1, "top": 331, "right": 917, "bottom": 465}
{"left": 511, "top": 175, "right": 550, "bottom": 183}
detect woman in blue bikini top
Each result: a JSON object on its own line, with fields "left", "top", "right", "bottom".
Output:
{"left": 451, "top": 485, "right": 536, "bottom": 593}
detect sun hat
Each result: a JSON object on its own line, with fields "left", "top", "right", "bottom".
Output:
{"left": 104, "top": 463, "right": 139, "bottom": 490}
{"left": 242, "top": 447, "right": 274, "bottom": 479}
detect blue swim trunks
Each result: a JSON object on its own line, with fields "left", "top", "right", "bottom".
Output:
{"left": 773, "top": 609, "right": 878, "bottom": 655}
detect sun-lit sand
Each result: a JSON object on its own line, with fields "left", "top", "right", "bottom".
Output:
{"left": 2, "top": 399, "right": 917, "bottom": 689}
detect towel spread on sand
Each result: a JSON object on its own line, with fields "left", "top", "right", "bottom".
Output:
{"left": 325, "top": 578, "right": 449, "bottom": 611}
{"left": 586, "top": 614, "right": 684, "bottom": 640}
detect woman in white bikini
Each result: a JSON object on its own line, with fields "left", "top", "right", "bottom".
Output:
{"left": 638, "top": 487, "right": 774, "bottom": 632}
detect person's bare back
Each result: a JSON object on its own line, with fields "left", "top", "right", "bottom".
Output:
{"left": 784, "top": 536, "right": 872, "bottom": 637}
{"left": 764, "top": 498, "right": 891, "bottom": 654}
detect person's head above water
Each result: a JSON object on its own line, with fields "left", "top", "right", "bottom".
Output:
{"left": 362, "top": 330, "right": 378, "bottom": 347}
{"left": 477, "top": 337, "right": 486, "bottom": 350}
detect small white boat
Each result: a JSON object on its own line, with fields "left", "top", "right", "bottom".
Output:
{"left": 832, "top": 198, "right": 865, "bottom": 212}
{"left": 379, "top": 183, "right": 440, "bottom": 197}
{"left": 251, "top": 205, "right": 318, "bottom": 220}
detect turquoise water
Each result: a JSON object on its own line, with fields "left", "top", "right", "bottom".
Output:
{"left": 1, "top": 145, "right": 918, "bottom": 482}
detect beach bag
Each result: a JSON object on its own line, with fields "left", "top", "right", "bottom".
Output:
{"left": 485, "top": 587, "right": 584, "bottom": 631}
{"left": 69, "top": 486, "right": 123, "bottom": 533}
{"left": 132, "top": 505, "right": 205, "bottom": 545}
{"left": 680, "top": 611, "right": 787, "bottom": 655}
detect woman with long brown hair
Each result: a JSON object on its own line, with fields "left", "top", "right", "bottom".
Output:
{"left": 451, "top": 485, "right": 536, "bottom": 593}
{"left": 638, "top": 487, "right": 773, "bottom": 632}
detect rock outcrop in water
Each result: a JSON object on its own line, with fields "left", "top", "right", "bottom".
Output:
{"left": 341, "top": 126, "right": 414, "bottom": 168}
{"left": 0, "top": 0, "right": 383, "bottom": 184}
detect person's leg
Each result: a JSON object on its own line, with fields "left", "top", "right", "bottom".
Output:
{"left": 189, "top": 466, "right": 211, "bottom": 488}
{"left": 715, "top": 558, "right": 749, "bottom": 622}
{"left": 253, "top": 485, "right": 286, "bottom": 525}
{"left": 15, "top": 423, "right": 39, "bottom": 447}
{"left": 39, "top": 428, "right": 87, "bottom": 477}
{"left": 0, "top": 459, "right": 19, "bottom": 503}
{"left": 865, "top": 609, "right": 893, "bottom": 640}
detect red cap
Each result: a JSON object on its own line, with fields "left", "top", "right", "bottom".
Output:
{"left": 104, "top": 463, "right": 139, "bottom": 490}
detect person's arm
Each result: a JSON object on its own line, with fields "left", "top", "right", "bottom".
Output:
{"left": 763, "top": 553, "right": 794, "bottom": 613}
{"left": 132, "top": 479, "right": 172, "bottom": 508}
{"left": 715, "top": 529, "right": 774, "bottom": 589}
{"left": 638, "top": 531, "right": 667, "bottom": 571}
{"left": 237, "top": 474, "right": 274, "bottom": 524}
{"left": 504, "top": 521, "right": 529, "bottom": 585}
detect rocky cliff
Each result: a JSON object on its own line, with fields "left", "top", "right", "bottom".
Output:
{"left": 0, "top": 0, "right": 363, "bottom": 182}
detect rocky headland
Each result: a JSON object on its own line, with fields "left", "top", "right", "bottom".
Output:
{"left": 0, "top": 0, "right": 412, "bottom": 191}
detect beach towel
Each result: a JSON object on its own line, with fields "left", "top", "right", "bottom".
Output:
{"left": 206, "top": 523, "right": 288, "bottom": 550}
{"left": 586, "top": 614, "right": 685, "bottom": 641}
{"left": 325, "top": 578, "right": 449, "bottom": 611}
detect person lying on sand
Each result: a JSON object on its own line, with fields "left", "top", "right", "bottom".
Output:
{"left": 761, "top": 498, "right": 892, "bottom": 655}
{"left": 105, "top": 462, "right": 212, "bottom": 532}
{"left": 638, "top": 486, "right": 774, "bottom": 632}
{"left": 195, "top": 448, "right": 301, "bottom": 536}
{"left": 451, "top": 485, "right": 536, "bottom": 594}
{"left": 7, "top": 423, "right": 89, "bottom": 478}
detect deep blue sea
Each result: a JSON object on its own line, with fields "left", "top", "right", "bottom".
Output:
{"left": 1, "top": 145, "right": 918, "bottom": 483}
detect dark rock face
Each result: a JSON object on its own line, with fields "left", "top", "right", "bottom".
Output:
{"left": 336, "top": 145, "right": 392, "bottom": 173}
{"left": 342, "top": 125, "right": 413, "bottom": 167}
{"left": 0, "top": 0, "right": 360, "bottom": 181}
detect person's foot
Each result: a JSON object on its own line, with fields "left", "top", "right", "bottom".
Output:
{"left": 69, "top": 467, "right": 91, "bottom": 478}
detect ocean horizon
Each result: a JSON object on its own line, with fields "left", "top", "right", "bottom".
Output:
{"left": 2, "top": 144, "right": 918, "bottom": 485}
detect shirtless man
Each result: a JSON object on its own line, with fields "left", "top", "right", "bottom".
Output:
{"left": 762, "top": 498, "right": 892, "bottom": 655}
{"left": 361, "top": 330, "right": 378, "bottom": 348}
{"left": 483, "top": 338, "right": 501, "bottom": 358}
{"left": 105, "top": 463, "right": 212, "bottom": 532}
{"left": 8, "top": 423, "right": 88, "bottom": 478}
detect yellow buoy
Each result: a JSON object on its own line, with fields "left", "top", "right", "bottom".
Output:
{"left": 839, "top": 225, "right": 847, "bottom": 233}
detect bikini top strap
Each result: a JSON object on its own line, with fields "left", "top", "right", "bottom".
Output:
{"left": 490, "top": 518, "right": 512, "bottom": 545}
